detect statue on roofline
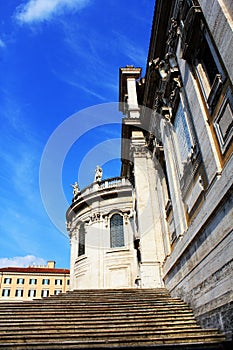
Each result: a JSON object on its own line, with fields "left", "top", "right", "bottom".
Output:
{"left": 71, "top": 181, "right": 80, "bottom": 196}
{"left": 94, "top": 165, "right": 103, "bottom": 183}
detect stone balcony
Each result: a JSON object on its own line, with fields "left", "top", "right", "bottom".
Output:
{"left": 66, "top": 177, "right": 133, "bottom": 221}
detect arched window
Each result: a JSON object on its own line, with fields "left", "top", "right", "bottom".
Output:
{"left": 110, "top": 214, "right": 124, "bottom": 248}
{"left": 78, "top": 223, "right": 85, "bottom": 256}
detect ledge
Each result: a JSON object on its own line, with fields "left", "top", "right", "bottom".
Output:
{"left": 106, "top": 247, "right": 130, "bottom": 254}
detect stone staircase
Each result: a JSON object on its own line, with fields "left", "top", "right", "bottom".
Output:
{"left": 0, "top": 288, "right": 227, "bottom": 349}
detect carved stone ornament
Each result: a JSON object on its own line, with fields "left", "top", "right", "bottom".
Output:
{"left": 66, "top": 221, "right": 71, "bottom": 231}
{"left": 166, "top": 18, "right": 178, "bottom": 50}
{"left": 123, "top": 213, "right": 129, "bottom": 225}
{"left": 104, "top": 215, "right": 109, "bottom": 228}
{"left": 153, "top": 93, "right": 163, "bottom": 112}
{"left": 130, "top": 143, "right": 148, "bottom": 158}
{"left": 66, "top": 220, "right": 77, "bottom": 237}
{"left": 90, "top": 212, "right": 101, "bottom": 223}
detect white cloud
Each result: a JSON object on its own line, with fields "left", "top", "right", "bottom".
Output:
{"left": 0, "top": 255, "right": 46, "bottom": 268}
{"left": 0, "top": 38, "right": 6, "bottom": 48}
{"left": 113, "top": 31, "right": 147, "bottom": 67}
{"left": 15, "top": 0, "right": 91, "bottom": 24}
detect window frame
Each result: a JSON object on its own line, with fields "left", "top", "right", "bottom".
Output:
{"left": 4, "top": 277, "right": 12, "bottom": 284}
{"left": 29, "top": 278, "right": 37, "bottom": 285}
{"left": 41, "top": 289, "right": 49, "bottom": 298}
{"left": 214, "top": 87, "right": 233, "bottom": 153}
{"left": 55, "top": 279, "right": 62, "bottom": 286}
{"left": 17, "top": 278, "right": 25, "bottom": 285}
{"left": 28, "top": 289, "right": 36, "bottom": 298}
{"left": 2, "top": 289, "right": 10, "bottom": 297}
{"left": 78, "top": 222, "right": 86, "bottom": 257}
{"left": 194, "top": 27, "right": 225, "bottom": 111}
{"left": 172, "top": 96, "right": 197, "bottom": 178}
{"left": 42, "top": 278, "right": 50, "bottom": 285}
{"left": 110, "top": 213, "right": 125, "bottom": 248}
{"left": 15, "top": 289, "right": 23, "bottom": 297}
{"left": 54, "top": 290, "right": 62, "bottom": 295}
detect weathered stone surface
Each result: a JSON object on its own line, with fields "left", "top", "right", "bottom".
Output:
{"left": 0, "top": 289, "right": 227, "bottom": 349}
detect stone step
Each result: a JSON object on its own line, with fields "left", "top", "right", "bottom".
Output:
{"left": 0, "top": 288, "right": 226, "bottom": 349}
{"left": 0, "top": 341, "right": 225, "bottom": 350}
{"left": 60, "top": 288, "right": 170, "bottom": 294}
{"left": 0, "top": 315, "right": 199, "bottom": 324}
{"left": 0, "top": 316, "right": 198, "bottom": 327}
{"left": 30, "top": 297, "right": 186, "bottom": 303}
{"left": 0, "top": 296, "right": 186, "bottom": 308}
{"left": 0, "top": 321, "right": 198, "bottom": 332}
{"left": 0, "top": 306, "right": 195, "bottom": 313}
{"left": 0, "top": 303, "right": 191, "bottom": 311}
{"left": 0, "top": 328, "right": 224, "bottom": 341}
{"left": 0, "top": 340, "right": 225, "bottom": 350}
{"left": 0, "top": 305, "right": 194, "bottom": 313}
{"left": 0, "top": 321, "right": 200, "bottom": 331}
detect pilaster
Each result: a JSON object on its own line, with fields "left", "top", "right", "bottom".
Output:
{"left": 131, "top": 131, "right": 165, "bottom": 288}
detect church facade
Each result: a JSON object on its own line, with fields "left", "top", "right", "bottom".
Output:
{"left": 67, "top": 0, "right": 233, "bottom": 339}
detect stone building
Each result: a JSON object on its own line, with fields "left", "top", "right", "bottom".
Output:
{"left": 67, "top": 0, "right": 233, "bottom": 339}
{"left": 0, "top": 261, "right": 70, "bottom": 301}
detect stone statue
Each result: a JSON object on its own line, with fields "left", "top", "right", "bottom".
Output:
{"left": 71, "top": 182, "right": 80, "bottom": 196}
{"left": 94, "top": 165, "right": 103, "bottom": 182}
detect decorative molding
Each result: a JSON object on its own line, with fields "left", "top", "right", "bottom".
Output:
{"left": 166, "top": 18, "right": 179, "bottom": 51}
{"left": 180, "top": 5, "right": 202, "bottom": 61}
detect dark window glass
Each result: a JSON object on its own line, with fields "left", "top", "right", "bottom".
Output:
{"left": 29, "top": 278, "right": 37, "bottom": 285}
{"left": 4, "top": 278, "right": 11, "bottom": 284}
{"left": 54, "top": 290, "right": 62, "bottom": 295}
{"left": 42, "top": 279, "right": 50, "bottom": 285}
{"left": 78, "top": 223, "right": 85, "bottom": 256}
{"left": 15, "top": 289, "right": 23, "bottom": 297}
{"left": 55, "top": 279, "right": 62, "bottom": 285}
{"left": 41, "top": 290, "right": 49, "bottom": 297}
{"left": 198, "top": 40, "right": 218, "bottom": 87}
{"left": 110, "top": 214, "right": 124, "bottom": 248}
{"left": 2, "top": 289, "right": 10, "bottom": 297}
{"left": 17, "top": 278, "right": 24, "bottom": 284}
{"left": 28, "top": 290, "right": 36, "bottom": 298}
{"left": 174, "top": 101, "right": 192, "bottom": 164}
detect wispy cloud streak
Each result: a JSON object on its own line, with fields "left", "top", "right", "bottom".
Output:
{"left": 0, "top": 255, "right": 46, "bottom": 268}
{"left": 15, "top": 0, "right": 91, "bottom": 24}
{"left": 113, "top": 31, "right": 148, "bottom": 67}
{"left": 0, "top": 38, "right": 6, "bottom": 48}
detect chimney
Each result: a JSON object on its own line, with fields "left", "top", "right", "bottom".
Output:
{"left": 47, "top": 261, "right": 56, "bottom": 269}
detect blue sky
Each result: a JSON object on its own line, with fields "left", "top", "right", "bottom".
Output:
{"left": 0, "top": 0, "right": 154, "bottom": 268}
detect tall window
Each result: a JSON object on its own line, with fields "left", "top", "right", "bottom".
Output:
{"left": 197, "top": 39, "right": 218, "bottom": 88}
{"left": 15, "top": 289, "right": 23, "bottom": 297}
{"left": 195, "top": 36, "right": 220, "bottom": 100}
{"left": 28, "top": 290, "right": 36, "bottom": 298}
{"left": 41, "top": 290, "right": 49, "bottom": 298}
{"left": 78, "top": 223, "right": 85, "bottom": 256}
{"left": 4, "top": 278, "right": 11, "bottom": 284}
{"left": 42, "top": 279, "right": 50, "bottom": 285}
{"left": 54, "top": 290, "right": 62, "bottom": 295}
{"left": 194, "top": 29, "right": 224, "bottom": 111}
{"left": 2, "top": 289, "right": 10, "bottom": 297}
{"left": 17, "top": 278, "right": 24, "bottom": 285}
{"left": 29, "top": 278, "right": 37, "bottom": 285}
{"left": 174, "top": 101, "right": 193, "bottom": 167}
{"left": 110, "top": 214, "right": 124, "bottom": 248}
{"left": 55, "top": 279, "right": 62, "bottom": 285}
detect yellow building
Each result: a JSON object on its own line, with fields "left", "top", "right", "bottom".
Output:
{"left": 0, "top": 261, "right": 70, "bottom": 302}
